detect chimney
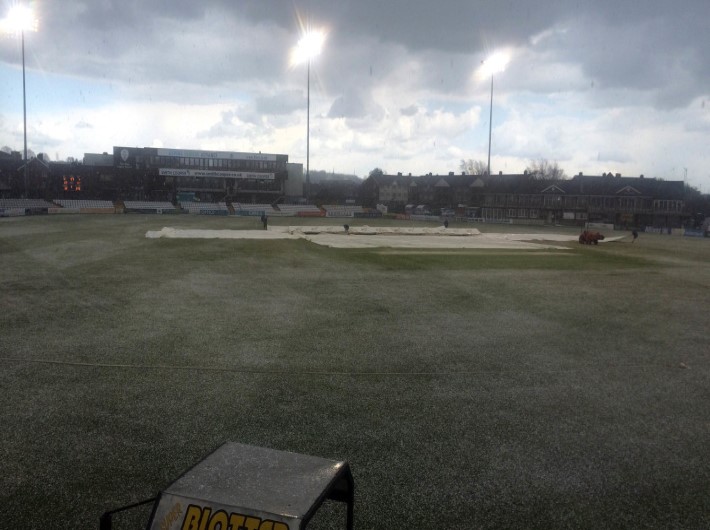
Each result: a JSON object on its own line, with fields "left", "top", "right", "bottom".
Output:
{"left": 615, "top": 173, "right": 621, "bottom": 178}
{"left": 578, "top": 172, "right": 583, "bottom": 176}
{"left": 639, "top": 174, "right": 644, "bottom": 179}
{"left": 449, "top": 171, "right": 454, "bottom": 176}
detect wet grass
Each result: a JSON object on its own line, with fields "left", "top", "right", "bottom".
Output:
{"left": 1, "top": 215, "right": 709, "bottom": 529}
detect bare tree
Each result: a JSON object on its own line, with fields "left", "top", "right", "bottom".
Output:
{"left": 525, "top": 159, "right": 567, "bottom": 180}
{"left": 368, "top": 167, "right": 385, "bottom": 178}
{"left": 459, "top": 159, "right": 488, "bottom": 175}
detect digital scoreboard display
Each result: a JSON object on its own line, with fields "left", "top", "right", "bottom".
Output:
{"left": 62, "top": 175, "right": 81, "bottom": 192}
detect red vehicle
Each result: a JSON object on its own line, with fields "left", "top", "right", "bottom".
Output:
{"left": 579, "top": 230, "right": 605, "bottom": 245}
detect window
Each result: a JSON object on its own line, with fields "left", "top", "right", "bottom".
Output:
{"left": 544, "top": 195, "right": 561, "bottom": 207}
{"left": 654, "top": 200, "right": 682, "bottom": 212}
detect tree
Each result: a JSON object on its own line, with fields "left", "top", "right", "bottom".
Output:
{"left": 459, "top": 159, "right": 487, "bottom": 175}
{"left": 684, "top": 183, "right": 710, "bottom": 226}
{"left": 525, "top": 159, "right": 566, "bottom": 180}
{"left": 368, "top": 167, "right": 385, "bottom": 179}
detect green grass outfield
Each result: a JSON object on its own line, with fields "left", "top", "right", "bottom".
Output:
{"left": 1, "top": 214, "right": 709, "bottom": 529}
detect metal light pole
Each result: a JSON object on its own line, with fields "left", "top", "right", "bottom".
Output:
{"left": 480, "top": 51, "right": 509, "bottom": 178}
{"left": 292, "top": 30, "right": 325, "bottom": 203}
{"left": 2, "top": 5, "right": 38, "bottom": 197}
{"left": 22, "top": 28, "right": 28, "bottom": 196}
{"left": 306, "top": 58, "right": 310, "bottom": 200}
{"left": 487, "top": 74, "right": 493, "bottom": 176}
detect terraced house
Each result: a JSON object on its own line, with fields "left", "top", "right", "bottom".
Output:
{"left": 360, "top": 171, "right": 687, "bottom": 229}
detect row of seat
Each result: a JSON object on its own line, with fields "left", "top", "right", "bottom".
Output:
{"left": 233, "top": 203, "right": 276, "bottom": 212}
{"left": 0, "top": 199, "right": 55, "bottom": 208}
{"left": 321, "top": 205, "right": 364, "bottom": 212}
{"left": 179, "top": 202, "right": 230, "bottom": 212}
{"left": 276, "top": 204, "right": 322, "bottom": 213}
{"left": 55, "top": 200, "right": 114, "bottom": 209}
{"left": 124, "top": 201, "right": 176, "bottom": 210}
{"left": 1, "top": 199, "right": 369, "bottom": 216}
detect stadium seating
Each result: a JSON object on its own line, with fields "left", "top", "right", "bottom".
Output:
{"left": 322, "top": 205, "right": 364, "bottom": 217}
{"left": 233, "top": 203, "right": 277, "bottom": 214}
{"left": 55, "top": 199, "right": 115, "bottom": 209}
{"left": 272, "top": 204, "right": 323, "bottom": 216}
{"left": 179, "top": 201, "right": 229, "bottom": 214}
{"left": 0, "top": 198, "right": 55, "bottom": 209}
{"left": 124, "top": 201, "right": 177, "bottom": 213}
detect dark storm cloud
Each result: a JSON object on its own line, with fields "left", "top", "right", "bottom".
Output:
{"left": 5, "top": 0, "right": 291, "bottom": 89}
{"left": 216, "top": 0, "right": 709, "bottom": 57}
{"left": 544, "top": 12, "right": 710, "bottom": 108}
{"left": 2, "top": 0, "right": 707, "bottom": 179}
{"left": 4, "top": 0, "right": 705, "bottom": 109}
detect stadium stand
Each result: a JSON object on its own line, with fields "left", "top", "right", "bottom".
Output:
{"left": 179, "top": 201, "right": 229, "bottom": 214}
{"left": 0, "top": 198, "right": 55, "bottom": 209}
{"left": 232, "top": 203, "right": 277, "bottom": 215}
{"left": 123, "top": 201, "right": 177, "bottom": 213}
{"left": 322, "top": 205, "right": 365, "bottom": 217}
{"left": 272, "top": 204, "right": 323, "bottom": 217}
{"left": 55, "top": 200, "right": 115, "bottom": 209}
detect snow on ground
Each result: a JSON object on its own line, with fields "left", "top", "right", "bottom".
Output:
{"left": 146, "top": 226, "right": 584, "bottom": 250}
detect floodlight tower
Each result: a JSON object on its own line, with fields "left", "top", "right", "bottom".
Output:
{"left": 481, "top": 52, "right": 509, "bottom": 176}
{"left": 1, "top": 5, "right": 38, "bottom": 197}
{"left": 292, "top": 30, "right": 325, "bottom": 201}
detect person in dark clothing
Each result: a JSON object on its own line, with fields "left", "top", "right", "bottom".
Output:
{"left": 261, "top": 213, "right": 268, "bottom": 230}
{"left": 632, "top": 230, "right": 638, "bottom": 243}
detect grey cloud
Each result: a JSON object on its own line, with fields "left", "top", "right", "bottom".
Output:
{"left": 327, "top": 91, "right": 384, "bottom": 120}
{"left": 546, "top": 13, "right": 710, "bottom": 108}
{"left": 217, "top": 0, "right": 709, "bottom": 56}
{"left": 255, "top": 91, "right": 304, "bottom": 116}
{"left": 400, "top": 105, "right": 419, "bottom": 116}
{"left": 683, "top": 111, "right": 710, "bottom": 133}
{"left": 6, "top": 0, "right": 706, "bottom": 110}
{"left": 198, "top": 109, "right": 243, "bottom": 138}
{"left": 595, "top": 150, "right": 633, "bottom": 164}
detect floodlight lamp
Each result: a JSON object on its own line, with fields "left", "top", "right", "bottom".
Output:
{"left": 291, "top": 30, "right": 325, "bottom": 66}
{"left": 1, "top": 5, "right": 38, "bottom": 34}
{"left": 481, "top": 51, "right": 510, "bottom": 77}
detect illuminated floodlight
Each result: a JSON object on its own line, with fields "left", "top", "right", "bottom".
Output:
{"left": 291, "top": 28, "right": 326, "bottom": 201}
{"left": 478, "top": 50, "right": 511, "bottom": 176}
{"left": 480, "top": 51, "right": 510, "bottom": 77}
{"left": 2, "top": 3, "right": 39, "bottom": 198}
{"left": 291, "top": 30, "right": 325, "bottom": 67}
{"left": 0, "top": 4, "right": 39, "bottom": 34}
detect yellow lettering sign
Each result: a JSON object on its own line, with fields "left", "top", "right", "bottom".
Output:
{"left": 181, "top": 505, "right": 289, "bottom": 530}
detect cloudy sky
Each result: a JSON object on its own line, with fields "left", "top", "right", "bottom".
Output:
{"left": 1, "top": 0, "right": 708, "bottom": 187}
